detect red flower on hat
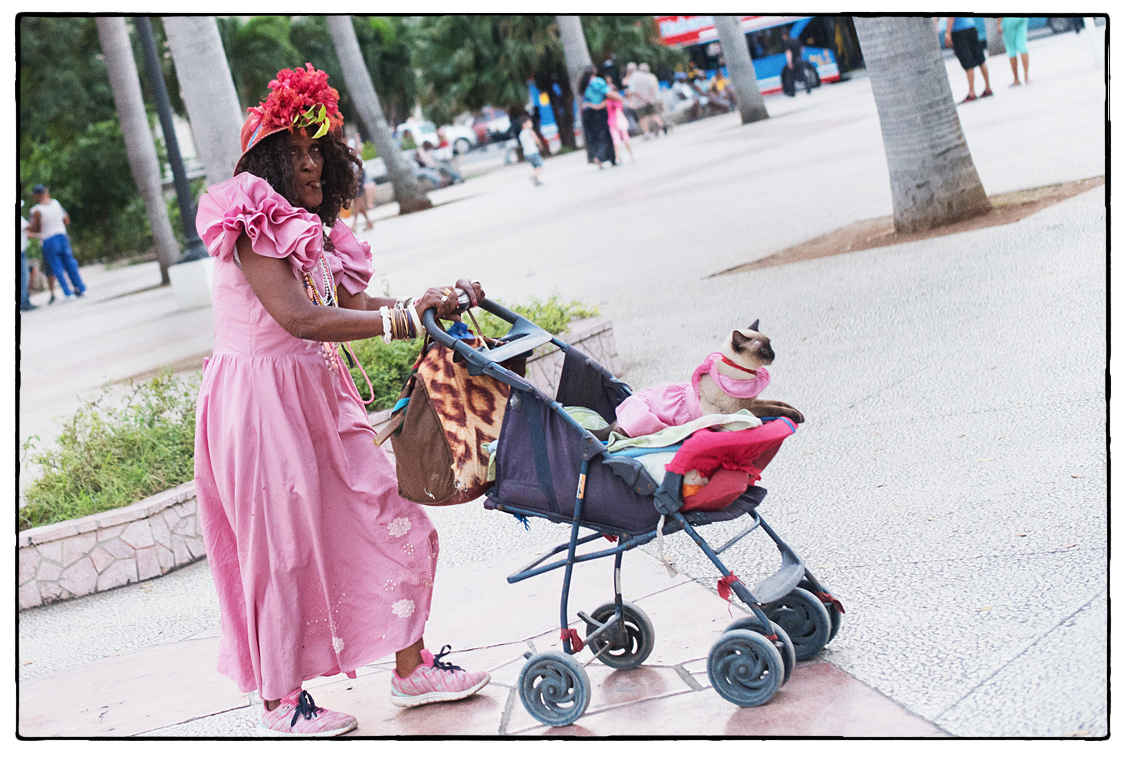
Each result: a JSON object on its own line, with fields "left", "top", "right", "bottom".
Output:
{"left": 256, "top": 63, "right": 344, "bottom": 139}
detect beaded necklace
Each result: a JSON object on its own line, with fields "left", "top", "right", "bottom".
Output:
{"left": 302, "top": 231, "right": 374, "bottom": 404}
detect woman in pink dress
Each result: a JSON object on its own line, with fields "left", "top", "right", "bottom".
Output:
{"left": 194, "top": 65, "right": 489, "bottom": 737}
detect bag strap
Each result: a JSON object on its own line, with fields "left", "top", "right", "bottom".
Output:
{"left": 373, "top": 407, "right": 407, "bottom": 447}
{"left": 343, "top": 341, "right": 375, "bottom": 406}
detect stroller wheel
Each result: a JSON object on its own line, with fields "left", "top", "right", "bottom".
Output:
{"left": 798, "top": 578, "right": 844, "bottom": 643}
{"left": 518, "top": 651, "right": 591, "bottom": 727}
{"left": 585, "top": 601, "right": 655, "bottom": 670}
{"left": 724, "top": 618, "right": 795, "bottom": 685}
{"left": 763, "top": 586, "right": 833, "bottom": 661}
{"left": 707, "top": 630, "right": 784, "bottom": 707}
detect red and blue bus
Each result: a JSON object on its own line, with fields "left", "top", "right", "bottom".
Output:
{"left": 656, "top": 15, "right": 863, "bottom": 95}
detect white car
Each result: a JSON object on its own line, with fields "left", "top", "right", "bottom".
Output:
{"left": 394, "top": 121, "right": 440, "bottom": 150}
{"left": 440, "top": 123, "right": 478, "bottom": 155}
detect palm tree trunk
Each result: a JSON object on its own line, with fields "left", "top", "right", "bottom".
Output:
{"left": 95, "top": 17, "right": 180, "bottom": 285}
{"left": 556, "top": 16, "right": 593, "bottom": 108}
{"left": 327, "top": 15, "right": 431, "bottom": 215}
{"left": 162, "top": 17, "right": 245, "bottom": 190}
{"left": 853, "top": 17, "right": 991, "bottom": 233}
{"left": 714, "top": 15, "right": 769, "bottom": 124}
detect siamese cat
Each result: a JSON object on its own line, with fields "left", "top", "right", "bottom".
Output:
{"left": 696, "top": 320, "right": 804, "bottom": 423}
{"left": 594, "top": 320, "right": 803, "bottom": 441}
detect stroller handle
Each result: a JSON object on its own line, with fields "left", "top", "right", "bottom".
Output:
{"left": 421, "top": 298, "right": 553, "bottom": 390}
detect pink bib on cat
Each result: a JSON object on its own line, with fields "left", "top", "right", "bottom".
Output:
{"left": 692, "top": 353, "right": 771, "bottom": 399}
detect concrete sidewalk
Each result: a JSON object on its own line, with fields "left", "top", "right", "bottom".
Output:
{"left": 18, "top": 546, "right": 946, "bottom": 738}
{"left": 16, "top": 29, "right": 1110, "bottom": 739}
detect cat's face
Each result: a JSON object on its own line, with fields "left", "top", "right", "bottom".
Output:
{"left": 725, "top": 319, "right": 775, "bottom": 370}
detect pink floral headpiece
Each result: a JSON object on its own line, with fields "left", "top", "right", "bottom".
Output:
{"left": 240, "top": 64, "right": 345, "bottom": 155}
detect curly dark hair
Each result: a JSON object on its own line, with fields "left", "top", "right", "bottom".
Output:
{"left": 234, "top": 128, "right": 361, "bottom": 227}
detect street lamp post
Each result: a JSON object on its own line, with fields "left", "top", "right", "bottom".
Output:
{"left": 134, "top": 16, "right": 207, "bottom": 262}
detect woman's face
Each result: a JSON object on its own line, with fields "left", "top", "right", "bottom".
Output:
{"left": 289, "top": 132, "right": 325, "bottom": 210}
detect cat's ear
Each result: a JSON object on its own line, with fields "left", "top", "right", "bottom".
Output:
{"left": 749, "top": 319, "right": 760, "bottom": 331}
{"left": 732, "top": 330, "right": 749, "bottom": 349}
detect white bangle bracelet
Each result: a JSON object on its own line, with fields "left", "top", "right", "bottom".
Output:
{"left": 409, "top": 301, "right": 424, "bottom": 336}
{"left": 380, "top": 305, "right": 393, "bottom": 344}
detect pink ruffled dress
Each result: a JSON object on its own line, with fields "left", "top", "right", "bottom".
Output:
{"left": 193, "top": 173, "right": 438, "bottom": 700}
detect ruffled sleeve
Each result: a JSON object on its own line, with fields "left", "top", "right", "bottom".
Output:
{"left": 195, "top": 173, "right": 324, "bottom": 277}
{"left": 325, "top": 220, "right": 374, "bottom": 296}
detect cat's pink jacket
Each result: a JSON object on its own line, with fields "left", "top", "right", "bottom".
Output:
{"left": 614, "top": 354, "right": 770, "bottom": 438}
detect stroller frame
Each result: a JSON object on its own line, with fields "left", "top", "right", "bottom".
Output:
{"left": 422, "top": 301, "right": 843, "bottom": 725}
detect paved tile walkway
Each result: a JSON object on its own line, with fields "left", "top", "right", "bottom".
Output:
{"left": 19, "top": 548, "right": 945, "bottom": 738}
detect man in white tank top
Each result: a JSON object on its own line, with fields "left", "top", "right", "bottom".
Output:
{"left": 28, "top": 184, "right": 86, "bottom": 299}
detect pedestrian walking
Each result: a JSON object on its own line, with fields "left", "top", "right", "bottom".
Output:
{"left": 20, "top": 203, "right": 36, "bottom": 312}
{"left": 27, "top": 185, "right": 86, "bottom": 300}
{"left": 347, "top": 131, "right": 374, "bottom": 232}
{"left": 578, "top": 65, "right": 619, "bottom": 168}
{"left": 606, "top": 82, "right": 634, "bottom": 163}
{"left": 517, "top": 115, "right": 546, "bottom": 186}
{"left": 192, "top": 64, "right": 490, "bottom": 738}
{"left": 945, "top": 17, "right": 993, "bottom": 103}
{"left": 637, "top": 63, "right": 669, "bottom": 136}
{"left": 781, "top": 29, "right": 808, "bottom": 96}
{"left": 998, "top": 17, "right": 1031, "bottom": 86}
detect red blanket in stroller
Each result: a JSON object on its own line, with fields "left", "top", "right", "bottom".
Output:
{"left": 666, "top": 418, "right": 797, "bottom": 511}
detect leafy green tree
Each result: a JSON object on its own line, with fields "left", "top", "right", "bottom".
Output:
{"left": 580, "top": 15, "right": 685, "bottom": 81}
{"left": 352, "top": 16, "right": 418, "bottom": 130}
{"left": 23, "top": 120, "right": 149, "bottom": 262}
{"left": 414, "top": 15, "right": 576, "bottom": 148}
{"left": 19, "top": 16, "right": 117, "bottom": 147}
{"left": 19, "top": 16, "right": 156, "bottom": 262}
{"left": 413, "top": 15, "right": 685, "bottom": 150}
{"left": 215, "top": 15, "right": 301, "bottom": 109}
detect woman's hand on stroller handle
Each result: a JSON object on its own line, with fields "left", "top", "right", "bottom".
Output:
{"left": 414, "top": 279, "right": 484, "bottom": 323}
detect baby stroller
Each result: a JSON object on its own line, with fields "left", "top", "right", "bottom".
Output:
{"left": 422, "top": 301, "right": 845, "bottom": 727}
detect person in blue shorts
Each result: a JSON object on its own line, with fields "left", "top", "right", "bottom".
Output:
{"left": 945, "top": 18, "right": 993, "bottom": 104}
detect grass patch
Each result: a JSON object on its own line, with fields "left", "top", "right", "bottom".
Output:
{"left": 20, "top": 371, "right": 199, "bottom": 531}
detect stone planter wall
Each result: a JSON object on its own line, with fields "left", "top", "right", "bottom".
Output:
{"left": 18, "top": 317, "right": 619, "bottom": 611}
{"left": 19, "top": 483, "right": 205, "bottom": 611}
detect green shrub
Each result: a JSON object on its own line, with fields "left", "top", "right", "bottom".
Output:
{"left": 19, "top": 371, "right": 199, "bottom": 531}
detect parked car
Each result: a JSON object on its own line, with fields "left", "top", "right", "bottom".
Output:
{"left": 394, "top": 120, "right": 440, "bottom": 149}
{"left": 472, "top": 106, "right": 512, "bottom": 144}
{"left": 440, "top": 123, "right": 478, "bottom": 154}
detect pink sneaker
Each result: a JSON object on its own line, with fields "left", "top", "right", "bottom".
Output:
{"left": 257, "top": 689, "right": 357, "bottom": 737}
{"left": 390, "top": 645, "right": 491, "bottom": 708}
